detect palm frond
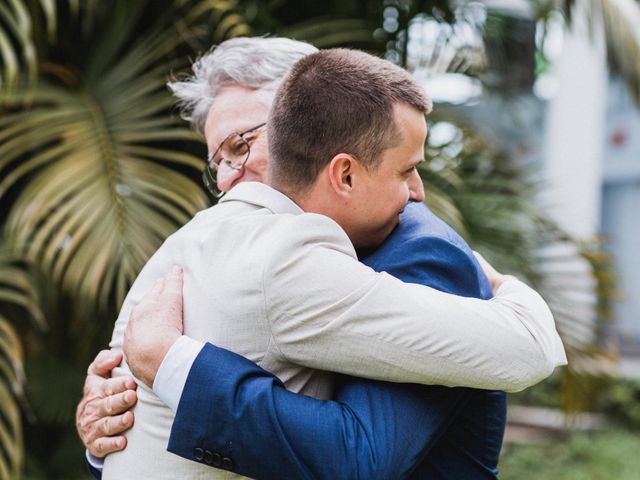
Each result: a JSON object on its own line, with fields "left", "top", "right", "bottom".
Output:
{"left": 0, "top": 1, "right": 249, "bottom": 473}
{"left": 598, "top": 0, "right": 640, "bottom": 104}
{"left": 0, "top": 0, "right": 103, "bottom": 98}
{"left": 0, "top": 0, "right": 38, "bottom": 93}
{"left": 407, "top": 7, "right": 487, "bottom": 79}
{"left": 561, "top": 0, "right": 640, "bottom": 105}
{"left": 534, "top": 222, "right": 618, "bottom": 414}
{"left": 0, "top": 0, "right": 250, "bottom": 310}
{"left": 282, "top": 18, "right": 377, "bottom": 48}
{"left": 0, "top": 246, "right": 47, "bottom": 479}
{"left": 1, "top": 84, "right": 206, "bottom": 310}
{"left": 0, "top": 315, "right": 24, "bottom": 480}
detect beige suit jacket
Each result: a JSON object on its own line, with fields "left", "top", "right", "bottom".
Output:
{"left": 103, "top": 182, "right": 566, "bottom": 479}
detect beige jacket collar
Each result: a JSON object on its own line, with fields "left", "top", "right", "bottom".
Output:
{"left": 219, "top": 182, "right": 303, "bottom": 216}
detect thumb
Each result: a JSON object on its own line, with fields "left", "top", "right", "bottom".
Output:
{"left": 88, "top": 349, "right": 123, "bottom": 376}
{"left": 163, "top": 266, "right": 184, "bottom": 302}
{"left": 148, "top": 276, "right": 166, "bottom": 300}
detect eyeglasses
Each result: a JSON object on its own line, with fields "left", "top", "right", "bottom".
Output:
{"left": 202, "top": 122, "right": 267, "bottom": 198}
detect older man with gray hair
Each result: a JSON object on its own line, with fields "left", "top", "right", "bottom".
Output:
{"left": 78, "top": 37, "right": 565, "bottom": 480}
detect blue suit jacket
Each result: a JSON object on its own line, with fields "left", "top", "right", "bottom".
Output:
{"left": 164, "top": 202, "right": 507, "bottom": 478}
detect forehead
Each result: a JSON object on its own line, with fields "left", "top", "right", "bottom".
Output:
{"left": 377, "top": 103, "right": 427, "bottom": 168}
{"left": 393, "top": 102, "right": 427, "bottom": 141}
{"left": 204, "top": 86, "right": 270, "bottom": 146}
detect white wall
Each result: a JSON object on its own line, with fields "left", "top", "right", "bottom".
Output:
{"left": 542, "top": 0, "right": 607, "bottom": 238}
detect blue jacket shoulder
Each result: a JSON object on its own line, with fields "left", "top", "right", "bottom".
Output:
{"left": 362, "top": 202, "right": 492, "bottom": 299}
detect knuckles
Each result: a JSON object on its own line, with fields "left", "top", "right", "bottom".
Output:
{"left": 101, "top": 417, "right": 111, "bottom": 435}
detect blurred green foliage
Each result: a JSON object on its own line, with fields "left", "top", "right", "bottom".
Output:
{"left": 500, "top": 428, "right": 640, "bottom": 480}
{"left": 512, "top": 373, "right": 640, "bottom": 431}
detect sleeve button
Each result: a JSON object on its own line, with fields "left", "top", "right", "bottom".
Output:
{"left": 222, "top": 457, "right": 234, "bottom": 471}
{"left": 193, "top": 447, "right": 204, "bottom": 461}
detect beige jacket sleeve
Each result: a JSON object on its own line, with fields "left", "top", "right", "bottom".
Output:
{"left": 264, "top": 214, "right": 567, "bottom": 393}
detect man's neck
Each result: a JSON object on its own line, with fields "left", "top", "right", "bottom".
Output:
{"left": 269, "top": 178, "right": 358, "bottom": 245}
{"left": 268, "top": 180, "right": 326, "bottom": 216}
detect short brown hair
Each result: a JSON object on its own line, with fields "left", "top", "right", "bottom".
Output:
{"left": 268, "top": 48, "right": 432, "bottom": 192}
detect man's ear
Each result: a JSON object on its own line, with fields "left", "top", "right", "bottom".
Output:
{"left": 327, "top": 153, "right": 357, "bottom": 199}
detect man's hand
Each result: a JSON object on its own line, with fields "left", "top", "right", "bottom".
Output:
{"left": 123, "top": 266, "right": 184, "bottom": 388}
{"left": 472, "top": 251, "right": 506, "bottom": 294}
{"left": 76, "top": 350, "right": 138, "bottom": 458}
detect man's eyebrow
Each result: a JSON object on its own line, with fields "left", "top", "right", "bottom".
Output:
{"left": 211, "top": 125, "right": 246, "bottom": 145}
{"left": 406, "top": 158, "right": 425, "bottom": 169}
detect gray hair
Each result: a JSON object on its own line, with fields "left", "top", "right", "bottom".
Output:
{"left": 168, "top": 37, "right": 318, "bottom": 134}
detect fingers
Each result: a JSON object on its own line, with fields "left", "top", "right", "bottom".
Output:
{"left": 123, "top": 266, "right": 185, "bottom": 387}
{"left": 99, "top": 411, "right": 135, "bottom": 437}
{"left": 163, "top": 265, "right": 184, "bottom": 299}
{"left": 472, "top": 251, "right": 505, "bottom": 293}
{"left": 162, "top": 266, "right": 184, "bottom": 325}
{"left": 87, "top": 349, "right": 123, "bottom": 377}
{"left": 78, "top": 375, "right": 137, "bottom": 442}
{"left": 473, "top": 251, "right": 494, "bottom": 275}
{"left": 89, "top": 434, "right": 128, "bottom": 458}
{"left": 472, "top": 250, "right": 487, "bottom": 266}
{"left": 104, "top": 389, "right": 138, "bottom": 416}
{"left": 103, "top": 375, "right": 137, "bottom": 396}
{"left": 78, "top": 387, "right": 136, "bottom": 455}
{"left": 149, "top": 276, "right": 166, "bottom": 297}
{"left": 83, "top": 374, "right": 137, "bottom": 401}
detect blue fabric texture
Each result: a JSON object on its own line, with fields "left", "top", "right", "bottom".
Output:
{"left": 167, "top": 201, "right": 507, "bottom": 479}
{"left": 87, "top": 461, "right": 102, "bottom": 480}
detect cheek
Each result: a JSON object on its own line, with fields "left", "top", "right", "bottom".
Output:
{"left": 385, "top": 181, "right": 409, "bottom": 207}
{"left": 245, "top": 146, "right": 269, "bottom": 181}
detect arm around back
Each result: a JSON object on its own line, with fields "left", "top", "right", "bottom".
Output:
{"left": 168, "top": 343, "right": 468, "bottom": 479}
{"left": 165, "top": 235, "right": 523, "bottom": 478}
{"left": 264, "top": 214, "right": 566, "bottom": 392}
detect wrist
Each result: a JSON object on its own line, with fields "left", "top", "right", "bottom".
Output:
{"left": 146, "top": 331, "right": 181, "bottom": 387}
{"left": 127, "top": 329, "right": 181, "bottom": 388}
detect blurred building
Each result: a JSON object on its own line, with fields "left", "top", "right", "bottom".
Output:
{"left": 543, "top": 1, "right": 640, "bottom": 361}
{"left": 602, "top": 79, "right": 640, "bottom": 358}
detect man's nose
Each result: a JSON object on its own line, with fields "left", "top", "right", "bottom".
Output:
{"left": 216, "top": 164, "right": 244, "bottom": 193}
{"left": 408, "top": 170, "right": 425, "bottom": 202}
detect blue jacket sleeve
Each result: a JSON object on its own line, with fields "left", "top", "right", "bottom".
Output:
{"left": 87, "top": 462, "right": 102, "bottom": 480}
{"left": 168, "top": 343, "right": 468, "bottom": 480}
{"left": 167, "top": 236, "right": 486, "bottom": 479}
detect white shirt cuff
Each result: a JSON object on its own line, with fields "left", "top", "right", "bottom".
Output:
{"left": 86, "top": 450, "right": 104, "bottom": 471}
{"left": 152, "top": 335, "right": 205, "bottom": 412}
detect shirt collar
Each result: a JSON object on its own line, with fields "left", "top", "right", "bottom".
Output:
{"left": 218, "top": 182, "right": 304, "bottom": 216}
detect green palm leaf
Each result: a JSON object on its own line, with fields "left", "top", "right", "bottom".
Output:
{"left": 0, "top": 316, "right": 24, "bottom": 480}
{"left": 0, "top": 1, "right": 249, "bottom": 473}
{"left": 282, "top": 17, "right": 377, "bottom": 48}
{"left": 0, "top": 0, "right": 37, "bottom": 93}
{"left": 598, "top": 0, "right": 640, "bottom": 103}
{"left": 0, "top": 0, "right": 248, "bottom": 310}
{"left": 0, "top": 0, "right": 101, "bottom": 97}
{"left": 0, "top": 247, "right": 46, "bottom": 479}
{"left": 1, "top": 81, "right": 207, "bottom": 310}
